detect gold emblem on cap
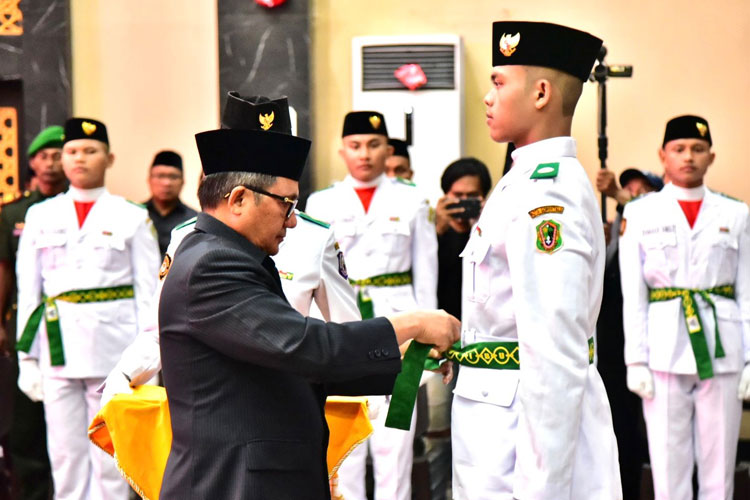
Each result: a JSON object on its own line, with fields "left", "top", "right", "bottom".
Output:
{"left": 81, "top": 121, "right": 97, "bottom": 136}
{"left": 696, "top": 122, "right": 708, "bottom": 137}
{"left": 499, "top": 32, "right": 520, "bottom": 57}
{"left": 259, "top": 111, "right": 275, "bottom": 131}
{"left": 369, "top": 115, "right": 381, "bottom": 130}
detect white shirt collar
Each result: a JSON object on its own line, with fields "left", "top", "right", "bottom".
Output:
{"left": 68, "top": 186, "right": 106, "bottom": 202}
{"left": 662, "top": 182, "right": 705, "bottom": 201}
{"left": 344, "top": 173, "right": 385, "bottom": 189}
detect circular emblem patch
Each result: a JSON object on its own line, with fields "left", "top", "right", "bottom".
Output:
{"left": 159, "top": 254, "right": 172, "bottom": 280}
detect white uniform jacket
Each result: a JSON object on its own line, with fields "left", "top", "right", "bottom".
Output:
{"left": 115, "top": 212, "right": 361, "bottom": 384}
{"left": 305, "top": 173, "right": 438, "bottom": 316}
{"left": 455, "top": 137, "right": 620, "bottom": 498}
{"left": 16, "top": 190, "right": 160, "bottom": 378}
{"left": 619, "top": 184, "right": 750, "bottom": 374}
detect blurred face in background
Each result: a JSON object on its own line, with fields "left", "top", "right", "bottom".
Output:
{"left": 29, "top": 147, "right": 65, "bottom": 194}
{"left": 62, "top": 139, "right": 113, "bottom": 189}
{"left": 149, "top": 165, "right": 185, "bottom": 204}
{"left": 384, "top": 155, "right": 413, "bottom": 180}
{"left": 659, "top": 138, "right": 714, "bottom": 188}
{"left": 339, "top": 134, "right": 392, "bottom": 182}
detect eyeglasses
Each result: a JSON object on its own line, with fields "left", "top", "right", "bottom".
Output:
{"left": 225, "top": 184, "right": 298, "bottom": 219}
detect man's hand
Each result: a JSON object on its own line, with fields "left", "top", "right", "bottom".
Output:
{"left": 18, "top": 358, "right": 44, "bottom": 402}
{"left": 626, "top": 364, "right": 654, "bottom": 399}
{"left": 100, "top": 367, "right": 134, "bottom": 407}
{"left": 434, "top": 195, "right": 464, "bottom": 236}
{"left": 738, "top": 363, "right": 750, "bottom": 400}
{"left": 596, "top": 169, "right": 619, "bottom": 198}
{"left": 388, "top": 310, "right": 460, "bottom": 353}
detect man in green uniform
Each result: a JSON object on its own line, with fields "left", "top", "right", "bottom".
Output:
{"left": 0, "top": 125, "right": 65, "bottom": 500}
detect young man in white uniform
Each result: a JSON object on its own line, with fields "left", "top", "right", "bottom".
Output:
{"left": 450, "top": 21, "right": 622, "bottom": 499}
{"left": 620, "top": 115, "right": 750, "bottom": 499}
{"left": 305, "top": 112, "right": 438, "bottom": 500}
{"left": 15, "top": 118, "right": 160, "bottom": 500}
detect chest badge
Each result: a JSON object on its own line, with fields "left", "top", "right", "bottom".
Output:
{"left": 278, "top": 270, "right": 294, "bottom": 281}
{"left": 536, "top": 219, "right": 563, "bottom": 254}
{"left": 159, "top": 254, "right": 172, "bottom": 281}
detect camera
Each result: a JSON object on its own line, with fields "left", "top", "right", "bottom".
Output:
{"left": 447, "top": 198, "right": 481, "bottom": 220}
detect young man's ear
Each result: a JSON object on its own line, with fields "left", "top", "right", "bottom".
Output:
{"left": 657, "top": 147, "right": 666, "bottom": 166}
{"left": 533, "top": 79, "right": 552, "bottom": 110}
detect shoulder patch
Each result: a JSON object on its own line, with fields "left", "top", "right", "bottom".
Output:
{"left": 126, "top": 199, "right": 146, "bottom": 209}
{"left": 535, "top": 219, "right": 563, "bottom": 253}
{"left": 298, "top": 211, "right": 330, "bottom": 229}
{"left": 396, "top": 177, "right": 416, "bottom": 187}
{"left": 716, "top": 191, "right": 743, "bottom": 203}
{"left": 174, "top": 216, "right": 197, "bottom": 231}
{"left": 530, "top": 162, "right": 559, "bottom": 180}
{"left": 528, "top": 205, "right": 564, "bottom": 219}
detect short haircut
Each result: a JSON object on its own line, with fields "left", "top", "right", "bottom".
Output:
{"left": 440, "top": 157, "right": 492, "bottom": 196}
{"left": 197, "top": 171, "right": 276, "bottom": 210}
{"left": 525, "top": 67, "right": 583, "bottom": 117}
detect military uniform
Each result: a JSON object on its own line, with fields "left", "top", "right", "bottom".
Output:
{"left": 451, "top": 137, "right": 621, "bottom": 499}
{"left": 0, "top": 190, "right": 55, "bottom": 500}
{"left": 620, "top": 183, "right": 750, "bottom": 498}
{"left": 306, "top": 171, "right": 438, "bottom": 500}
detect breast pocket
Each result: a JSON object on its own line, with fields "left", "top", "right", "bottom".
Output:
{"left": 642, "top": 232, "right": 678, "bottom": 274}
{"left": 34, "top": 233, "right": 68, "bottom": 270}
{"left": 709, "top": 234, "right": 739, "bottom": 276}
{"left": 461, "top": 237, "right": 491, "bottom": 303}
{"left": 88, "top": 235, "right": 127, "bottom": 269}
{"left": 377, "top": 219, "right": 411, "bottom": 256}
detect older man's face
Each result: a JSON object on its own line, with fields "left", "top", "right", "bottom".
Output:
{"left": 240, "top": 177, "right": 299, "bottom": 255}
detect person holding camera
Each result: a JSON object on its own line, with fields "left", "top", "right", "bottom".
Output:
{"left": 435, "top": 158, "right": 492, "bottom": 320}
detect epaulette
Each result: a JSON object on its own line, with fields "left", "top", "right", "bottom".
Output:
{"left": 716, "top": 191, "right": 743, "bottom": 203}
{"left": 298, "top": 211, "right": 330, "bottom": 229}
{"left": 126, "top": 199, "right": 146, "bottom": 209}
{"left": 174, "top": 216, "right": 197, "bottom": 231}
{"left": 395, "top": 177, "right": 416, "bottom": 187}
{"left": 530, "top": 162, "right": 559, "bottom": 180}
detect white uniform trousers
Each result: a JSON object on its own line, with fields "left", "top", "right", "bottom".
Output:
{"left": 451, "top": 393, "right": 518, "bottom": 500}
{"left": 643, "top": 371, "right": 742, "bottom": 500}
{"left": 42, "top": 376, "right": 129, "bottom": 500}
{"left": 337, "top": 396, "right": 416, "bottom": 500}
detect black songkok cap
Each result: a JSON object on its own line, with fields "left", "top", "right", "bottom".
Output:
{"left": 151, "top": 150, "right": 183, "bottom": 170}
{"left": 662, "top": 115, "right": 712, "bottom": 147}
{"left": 388, "top": 138, "right": 410, "bottom": 161}
{"left": 221, "top": 92, "right": 292, "bottom": 134}
{"left": 63, "top": 118, "right": 109, "bottom": 146}
{"left": 342, "top": 111, "right": 388, "bottom": 138}
{"left": 195, "top": 129, "right": 310, "bottom": 181}
{"left": 492, "top": 21, "right": 602, "bottom": 82}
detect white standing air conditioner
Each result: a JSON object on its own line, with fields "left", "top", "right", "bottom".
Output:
{"left": 352, "top": 35, "right": 464, "bottom": 203}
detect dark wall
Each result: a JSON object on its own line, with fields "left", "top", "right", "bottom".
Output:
{"left": 217, "top": 0, "right": 312, "bottom": 200}
{"left": 0, "top": 0, "right": 71, "bottom": 187}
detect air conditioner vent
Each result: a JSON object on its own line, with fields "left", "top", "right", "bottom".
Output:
{"left": 361, "top": 44, "right": 455, "bottom": 91}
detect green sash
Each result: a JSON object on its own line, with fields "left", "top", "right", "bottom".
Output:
{"left": 350, "top": 271, "right": 412, "bottom": 319}
{"left": 385, "top": 337, "right": 595, "bottom": 430}
{"left": 16, "top": 285, "right": 135, "bottom": 366}
{"left": 648, "top": 284, "right": 734, "bottom": 380}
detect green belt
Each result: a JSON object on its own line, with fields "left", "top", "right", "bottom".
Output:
{"left": 648, "top": 284, "right": 734, "bottom": 380}
{"left": 385, "top": 337, "right": 595, "bottom": 430}
{"left": 350, "top": 271, "right": 412, "bottom": 320}
{"left": 16, "top": 285, "right": 135, "bottom": 366}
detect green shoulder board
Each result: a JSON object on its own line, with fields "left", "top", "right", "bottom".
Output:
{"left": 530, "top": 162, "right": 559, "bottom": 180}
{"left": 716, "top": 191, "right": 743, "bottom": 203}
{"left": 126, "top": 199, "right": 146, "bottom": 209}
{"left": 298, "top": 211, "right": 330, "bottom": 229}
{"left": 396, "top": 177, "right": 416, "bottom": 187}
{"left": 174, "top": 216, "right": 197, "bottom": 231}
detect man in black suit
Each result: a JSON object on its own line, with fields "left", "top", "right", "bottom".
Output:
{"left": 158, "top": 125, "right": 459, "bottom": 499}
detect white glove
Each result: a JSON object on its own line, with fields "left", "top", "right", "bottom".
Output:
{"left": 17, "top": 358, "right": 44, "bottom": 402}
{"left": 100, "top": 367, "right": 134, "bottom": 408}
{"left": 626, "top": 364, "right": 654, "bottom": 400}
{"left": 737, "top": 363, "right": 750, "bottom": 401}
